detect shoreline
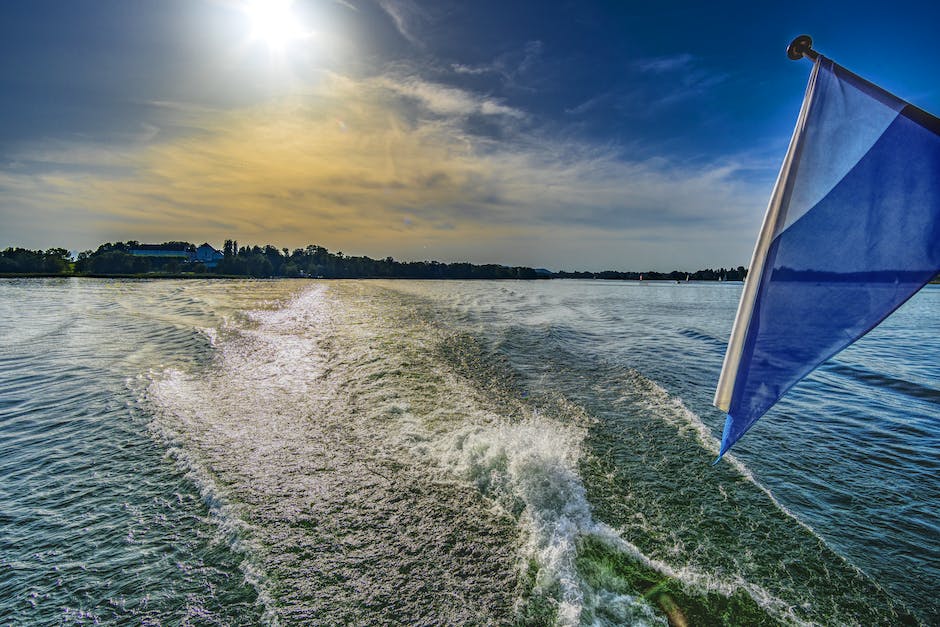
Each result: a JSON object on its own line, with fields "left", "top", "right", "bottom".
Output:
{"left": 2, "top": 273, "right": 936, "bottom": 284}
{"left": 0, "top": 273, "right": 732, "bottom": 281}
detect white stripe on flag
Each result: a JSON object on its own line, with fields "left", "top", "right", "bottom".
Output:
{"left": 713, "top": 58, "right": 821, "bottom": 412}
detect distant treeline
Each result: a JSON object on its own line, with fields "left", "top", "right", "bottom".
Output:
{"left": 1, "top": 241, "right": 539, "bottom": 279}
{"left": 554, "top": 267, "right": 748, "bottom": 281}
{"left": 0, "top": 247, "right": 72, "bottom": 274}
{"left": 2, "top": 241, "right": 750, "bottom": 281}
{"left": 210, "top": 240, "right": 541, "bottom": 279}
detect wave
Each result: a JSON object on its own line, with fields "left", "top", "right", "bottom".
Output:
{"left": 677, "top": 327, "right": 727, "bottom": 351}
{"left": 422, "top": 327, "right": 804, "bottom": 624}
{"left": 136, "top": 281, "right": 922, "bottom": 625}
{"left": 677, "top": 325, "right": 940, "bottom": 403}
{"left": 142, "top": 283, "right": 522, "bottom": 624}
{"left": 424, "top": 306, "right": 918, "bottom": 625}
{"left": 439, "top": 416, "right": 665, "bottom": 626}
{"left": 0, "top": 281, "right": 264, "bottom": 624}
{"left": 821, "top": 361, "right": 940, "bottom": 401}
{"left": 141, "top": 369, "right": 280, "bottom": 624}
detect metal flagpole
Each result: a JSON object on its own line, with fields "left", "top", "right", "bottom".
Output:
{"left": 712, "top": 40, "right": 822, "bottom": 417}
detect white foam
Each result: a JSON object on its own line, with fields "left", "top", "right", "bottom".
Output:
{"left": 138, "top": 284, "right": 358, "bottom": 624}
{"left": 196, "top": 326, "right": 218, "bottom": 347}
{"left": 438, "top": 415, "right": 663, "bottom": 625}
{"left": 432, "top": 377, "right": 827, "bottom": 626}
{"left": 143, "top": 370, "right": 279, "bottom": 625}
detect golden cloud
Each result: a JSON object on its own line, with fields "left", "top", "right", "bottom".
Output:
{"left": 1, "top": 72, "right": 766, "bottom": 268}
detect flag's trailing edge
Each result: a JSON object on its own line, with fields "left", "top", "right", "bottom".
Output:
{"left": 713, "top": 55, "right": 940, "bottom": 461}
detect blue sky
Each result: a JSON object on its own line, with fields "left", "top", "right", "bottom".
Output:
{"left": 2, "top": 0, "right": 938, "bottom": 270}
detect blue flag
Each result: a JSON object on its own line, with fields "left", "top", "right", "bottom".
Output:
{"left": 713, "top": 56, "right": 940, "bottom": 459}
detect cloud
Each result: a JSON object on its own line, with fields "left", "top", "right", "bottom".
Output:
{"left": 375, "top": 0, "right": 426, "bottom": 48}
{"left": 451, "top": 63, "right": 491, "bottom": 76}
{"left": 517, "top": 40, "right": 543, "bottom": 75}
{"left": 379, "top": 75, "right": 525, "bottom": 119}
{"left": 491, "top": 40, "right": 544, "bottom": 91}
{"left": 635, "top": 53, "right": 695, "bottom": 74}
{"left": 564, "top": 92, "right": 611, "bottom": 116}
{"left": 629, "top": 53, "right": 729, "bottom": 108}
{"left": 332, "top": 0, "right": 360, "bottom": 12}
{"left": 0, "top": 70, "right": 768, "bottom": 269}
{"left": 447, "top": 41, "right": 546, "bottom": 90}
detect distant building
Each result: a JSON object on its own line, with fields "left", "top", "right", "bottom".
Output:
{"left": 194, "top": 243, "right": 223, "bottom": 268}
{"left": 127, "top": 242, "right": 223, "bottom": 269}
{"left": 129, "top": 243, "right": 191, "bottom": 261}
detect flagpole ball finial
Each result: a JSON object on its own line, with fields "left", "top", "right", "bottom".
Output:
{"left": 787, "top": 35, "right": 818, "bottom": 61}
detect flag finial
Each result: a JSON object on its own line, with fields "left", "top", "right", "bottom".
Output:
{"left": 787, "top": 35, "right": 818, "bottom": 61}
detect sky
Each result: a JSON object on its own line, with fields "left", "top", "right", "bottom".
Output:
{"left": 2, "top": 0, "right": 939, "bottom": 271}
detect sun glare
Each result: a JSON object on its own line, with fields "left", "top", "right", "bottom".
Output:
{"left": 244, "top": 0, "right": 306, "bottom": 52}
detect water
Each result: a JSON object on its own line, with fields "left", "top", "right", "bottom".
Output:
{"left": 0, "top": 278, "right": 936, "bottom": 625}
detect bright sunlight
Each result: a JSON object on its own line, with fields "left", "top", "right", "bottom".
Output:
{"left": 244, "top": 0, "right": 306, "bottom": 52}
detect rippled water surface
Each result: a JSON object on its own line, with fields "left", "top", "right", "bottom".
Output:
{"left": 1, "top": 278, "right": 936, "bottom": 625}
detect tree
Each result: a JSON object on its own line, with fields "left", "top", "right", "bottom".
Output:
{"left": 246, "top": 254, "right": 273, "bottom": 277}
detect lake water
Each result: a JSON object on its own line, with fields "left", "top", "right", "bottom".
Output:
{"left": 0, "top": 278, "right": 936, "bottom": 625}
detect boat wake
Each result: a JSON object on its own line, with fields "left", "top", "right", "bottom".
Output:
{"left": 140, "top": 282, "right": 917, "bottom": 625}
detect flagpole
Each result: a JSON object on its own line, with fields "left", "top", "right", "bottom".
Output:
{"left": 787, "top": 35, "right": 818, "bottom": 61}
{"left": 712, "top": 38, "right": 822, "bottom": 429}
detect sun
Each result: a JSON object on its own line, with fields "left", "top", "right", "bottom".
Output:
{"left": 244, "top": 0, "right": 306, "bottom": 52}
